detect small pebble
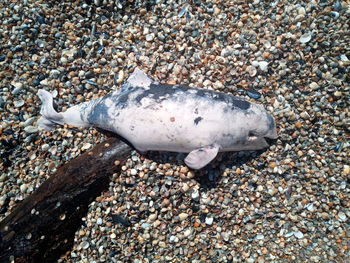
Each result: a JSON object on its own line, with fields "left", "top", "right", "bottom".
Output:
{"left": 146, "top": 33, "right": 155, "bottom": 42}
{"left": 294, "top": 231, "right": 304, "bottom": 239}
{"left": 24, "top": 126, "right": 38, "bottom": 133}
{"left": 178, "top": 213, "right": 189, "bottom": 221}
{"left": 205, "top": 217, "right": 213, "bottom": 225}
{"left": 300, "top": 32, "right": 312, "bottom": 43}
{"left": 81, "top": 143, "right": 92, "bottom": 150}
{"left": 338, "top": 212, "right": 347, "bottom": 221}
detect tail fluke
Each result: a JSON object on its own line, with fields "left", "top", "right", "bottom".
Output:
{"left": 37, "top": 89, "right": 64, "bottom": 130}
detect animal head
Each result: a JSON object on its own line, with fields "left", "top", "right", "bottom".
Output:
{"left": 241, "top": 106, "right": 277, "bottom": 150}
{"left": 226, "top": 103, "right": 277, "bottom": 151}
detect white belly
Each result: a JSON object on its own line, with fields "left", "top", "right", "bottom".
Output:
{"left": 110, "top": 98, "right": 236, "bottom": 152}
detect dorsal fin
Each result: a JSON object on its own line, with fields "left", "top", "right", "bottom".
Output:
{"left": 126, "top": 67, "right": 153, "bottom": 88}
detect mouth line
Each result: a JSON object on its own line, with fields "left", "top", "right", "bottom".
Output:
{"left": 264, "top": 137, "right": 277, "bottom": 146}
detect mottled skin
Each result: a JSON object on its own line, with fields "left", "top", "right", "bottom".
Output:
{"left": 38, "top": 68, "right": 277, "bottom": 169}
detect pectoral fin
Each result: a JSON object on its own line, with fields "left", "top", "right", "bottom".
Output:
{"left": 126, "top": 67, "right": 153, "bottom": 88}
{"left": 184, "top": 145, "right": 220, "bottom": 170}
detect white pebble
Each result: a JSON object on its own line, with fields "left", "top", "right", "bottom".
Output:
{"left": 318, "top": 138, "right": 325, "bottom": 143}
{"left": 146, "top": 33, "right": 155, "bottom": 41}
{"left": 246, "top": 65, "right": 257, "bottom": 77}
{"left": 178, "top": 213, "right": 189, "bottom": 221}
{"left": 294, "top": 231, "right": 304, "bottom": 239}
{"left": 169, "top": 235, "right": 178, "bottom": 242}
{"left": 340, "top": 54, "right": 349, "bottom": 62}
{"left": 98, "top": 246, "right": 104, "bottom": 254}
{"left": 20, "top": 184, "right": 28, "bottom": 193}
{"left": 183, "top": 228, "right": 192, "bottom": 237}
{"left": 300, "top": 32, "right": 312, "bottom": 43}
{"left": 338, "top": 211, "right": 347, "bottom": 221}
{"left": 81, "top": 241, "right": 89, "bottom": 249}
{"left": 310, "top": 82, "right": 319, "bottom": 90}
{"left": 256, "top": 234, "right": 264, "bottom": 240}
{"left": 191, "top": 189, "right": 199, "bottom": 199}
{"left": 221, "top": 232, "right": 230, "bottom": 241}
{"left": 81, "top": 143, "right": 92, "bottom": 150}
{"left": 41, "top": 144, "right": 50, "bottom": 151}
{"left": 258, "top": 61, "right": 269, "bottom": 71}
{"left": 205, "top": 217, "right": 214, "bottom": 225}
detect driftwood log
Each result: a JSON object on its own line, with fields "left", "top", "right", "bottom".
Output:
{"left": 0, "top": 137, "right": 132, "bottom": 263}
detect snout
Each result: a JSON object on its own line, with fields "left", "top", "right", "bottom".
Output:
{"left": 265, "top": 113, "right": 278, "bottom": 141}
{"left": 263, "top": 114, "right": 277, "bottom": 146}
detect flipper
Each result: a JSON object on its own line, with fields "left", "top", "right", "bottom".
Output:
{"left": 37, "top": 89, "right": 64, "bottom": 130}
{"left": 37, "top": 89, "right": 92, "bottom": 130}
{"left": 184, "top": 144, "right": 220, "bottom": 170}
{"left": 125, "top": 67, "right": 153, "bottom": 89}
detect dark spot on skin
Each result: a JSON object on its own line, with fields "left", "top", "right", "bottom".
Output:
{"left": 195, "top": 89, "right": 251, "bottom": 110}
{"left": 117, "top": 87, "right": 135, "bottom": 108}
{"left": 194, "top": 116, "right": 203, "bottom": 125}
{"left": 133, "top": 83, "right": 251, "bottom": 110}
{"left": 170, "top": 117, "right": 175, "bottom": 122}
{"left": 134, "top": 83, "right": 182, "bottom": 104}
{"left": 86, "top": 95, "right": 113, "bottom": 126}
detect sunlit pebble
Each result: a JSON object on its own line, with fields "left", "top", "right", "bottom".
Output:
{"left": 205, "top": 217, "right": 214, "bottom": 225}
{"left": 300, "top": 32, "right": 312, "bottom": 43}
{"left": 130, "top": 169, "right": 137, "bottom": 176}
{"left": 81, "top": 143, "right": 92, "bottom": 150}
{"left": 178, "top": 213, "right": 188, "bottom": 221}
{"left": 96, "top": 218, "right": 103, "bottom": 225}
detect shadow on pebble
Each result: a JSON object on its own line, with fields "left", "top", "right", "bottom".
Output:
{"left": 144, "top": 149, "right": 268, "bottom": 189}
{"left": 100, "top": 129, "right": 273, "bottom": 189}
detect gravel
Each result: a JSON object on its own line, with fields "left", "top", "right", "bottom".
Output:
{"left": 0, "top": 0, "right": 349, "bottom": 262}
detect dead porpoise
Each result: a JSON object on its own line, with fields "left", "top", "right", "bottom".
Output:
{"left": 37, "top": 68, "right": 277, "bottom": 169}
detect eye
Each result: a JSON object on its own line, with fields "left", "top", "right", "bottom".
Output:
{"left": 248, "top": 131, "right": 256, "bottom": 137}
{"left": 248, "top": 131, "right": 258, "bottom": 141}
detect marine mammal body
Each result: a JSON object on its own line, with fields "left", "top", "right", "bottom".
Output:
{"left": 38, "top": 68, "right": 277, "bottom": 169}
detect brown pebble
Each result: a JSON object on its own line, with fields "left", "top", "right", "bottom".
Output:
{"left": 295, "top": 121, "right": 302, "bottom": 129}
{"left": 262, "top": 51, "right": 270, "bottom": 58}
{"left": 269, "top": 162, "right": 277, "bottom": 168}
{"left": 139, "top": 8, "right": 147, "bottom": 15}
{"left": 180, "top": 167, "right": 189, "bottom": 173}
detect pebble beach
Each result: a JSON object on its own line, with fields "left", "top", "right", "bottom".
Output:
{"left": 0, "top": 0, "right": 349, "bottom": 262}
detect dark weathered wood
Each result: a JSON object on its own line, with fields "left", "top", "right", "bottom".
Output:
{"left": 0, "top": 138, "right": 132, "bottom": 263}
